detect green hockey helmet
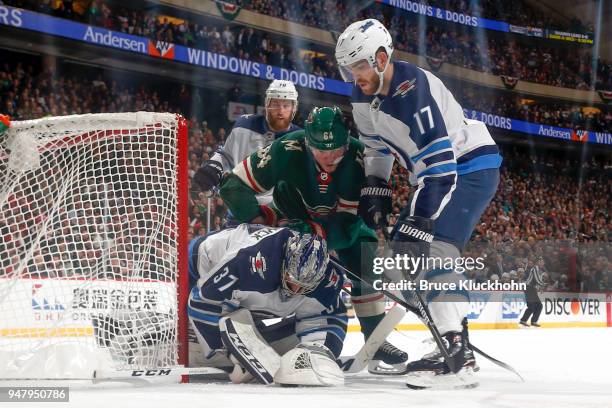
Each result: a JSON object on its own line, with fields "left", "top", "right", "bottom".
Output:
{"left": 304, "top": 106, "right": 349, "bottom": 150}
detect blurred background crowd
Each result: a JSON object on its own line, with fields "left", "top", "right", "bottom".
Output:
{"left": 0, "top": 0, "right": 609, "bottom": 292}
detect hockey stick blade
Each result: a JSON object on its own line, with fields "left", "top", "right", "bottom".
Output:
{"left": 471, "top": 343, "right": 524, "bottom": 382}
{"left": 339, "top": 306, "right": 406, "bottom": 373}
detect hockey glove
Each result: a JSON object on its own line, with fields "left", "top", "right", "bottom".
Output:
{"left": 390, "top": 215, "right": 435, "bottom": 276}
{"left": 0, "top": 114, "right": 10, "bottom": 135}
{"left": 358, "top": 175, "right": 392, "bottom": 230}
{"left": 194, "top": 160, "right": 223, "bottom": 191}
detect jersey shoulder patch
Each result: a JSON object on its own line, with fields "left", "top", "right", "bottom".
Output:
{"left": 233, "top": 114, "right": 266, "bottom": 134}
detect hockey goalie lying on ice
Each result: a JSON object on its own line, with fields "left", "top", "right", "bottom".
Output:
{"left": 187, "top": 223, "right": 346, "bottom": 386}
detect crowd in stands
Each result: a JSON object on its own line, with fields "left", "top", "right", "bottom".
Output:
{"left": 0, "top": 53, "right": 609, "bottom": 290}
{"left": 3, "top": 0, "right": 611, "bottom": 91}
{"left": 241, "top": 0, "right": 594, "bottom": 34}
{"left": 457, "top": 87, "right": 612, "bottom": 133}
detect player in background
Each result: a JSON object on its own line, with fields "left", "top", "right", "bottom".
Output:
{"left": 194, "top": 79, "right": 301, "bottom": 201}
{"left": 335, "top": 19, "right": 502, "bottom": 380}
{"left": 219, "top": 106, "right": 408, "bottom": 373}
{"left": 187, "top": 224, "right": 345, "bottom": 385}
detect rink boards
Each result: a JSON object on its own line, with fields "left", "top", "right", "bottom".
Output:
{"left": 346, "top": 291, "right": 612, "bottom": 331}
{"left": 0, "top": 280, "right": 610, "bottom": 339}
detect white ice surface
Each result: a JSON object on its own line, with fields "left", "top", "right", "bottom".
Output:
{"left": 4, "top": 327, "right": 612, "bottom": 408}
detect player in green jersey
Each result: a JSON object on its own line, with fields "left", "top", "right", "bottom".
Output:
{"left": 220, "top": 106, "right": 407, "bottom": 373}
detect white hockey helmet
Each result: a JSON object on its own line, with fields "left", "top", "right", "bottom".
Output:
{"left": 265, "top": 79, "right": 299, "bottom": 119}
{"left": 335, "top": 19, "right": 394, "bottom": 94}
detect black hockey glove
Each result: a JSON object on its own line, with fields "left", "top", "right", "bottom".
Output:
{"left": 194, "top": 160, "right": 223, "bottom": 191}
{"left": 390, "top": 215, "right": 435, "bottom": 275}
{"left": 358, "top": 175, "right": 392, "bottom": 230}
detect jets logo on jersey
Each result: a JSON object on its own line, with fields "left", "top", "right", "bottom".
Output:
{"left": 325, "top": 269, "right": 340, "bottom": 289}
{"left": 281, "top": 140, "right": 302, "bottom": 151}
{"left": 263, "top": 131, "right": 275, "bottom": 143}
{"left": 250, "top": 251, "right": 267, "bottom": 279}
{"left": 257, "top": 145, "right": 272, "bottom": 168}
{"left": 392, "top": 78, "right": 416, "bottom": 98}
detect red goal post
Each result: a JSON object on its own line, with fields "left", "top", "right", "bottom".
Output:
{"left": 0, "top": 112, "right": 189, "bottom": 380}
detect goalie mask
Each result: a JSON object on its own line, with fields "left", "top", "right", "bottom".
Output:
{"left": 281, "top": 233, "right": 328, "bottom": 297}
{"left": 335, "top": 19, "right": 394, "bottom": 95}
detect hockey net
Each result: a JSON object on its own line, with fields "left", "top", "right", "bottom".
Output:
{"left": 0, "top": 112, "right": 189, "bottom": 379}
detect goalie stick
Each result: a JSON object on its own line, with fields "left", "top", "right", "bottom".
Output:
{"left": 338, "top": 305, "right": 406, "bottom": 373}
{"left": 329, "top": 258, "right": 521, "bottom": 381}
{"left": 92, "top": 366, "right": 227, "bottom": 382}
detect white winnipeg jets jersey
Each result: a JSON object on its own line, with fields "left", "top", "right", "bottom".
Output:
{"left": 351, "top": 61, "right": 502, "bottom": 219}
{"left": 210, "top": 114, "right": 300, "bottom": 204}
{"left": 211, "top": 114, "right": 300, "bottom": 171}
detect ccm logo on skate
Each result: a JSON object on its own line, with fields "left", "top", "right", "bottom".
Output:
{"left": 131, "top": 369, "right": 172, "bottom": 376}
{"left": 544, "top": 298, "right": 600, "bottom": 315}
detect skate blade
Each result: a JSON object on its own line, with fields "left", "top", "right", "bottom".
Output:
{"left": 367, "top": 360, "right": 408, "bottom": 376}
{"left": 405, "top": 367, "right": 478, "bottom": 390}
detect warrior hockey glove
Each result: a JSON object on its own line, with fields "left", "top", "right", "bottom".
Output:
{"left": 194, "top": 159, "right": 223, "bottom": 191}
{"left": 358, "top": 175, "right": 392, "bottom": 230}
{"left": 390, "top": 215, "right": 435, "bottom": 268}
{"left": 0, "top": 114, "right": 10, "bottom": 135}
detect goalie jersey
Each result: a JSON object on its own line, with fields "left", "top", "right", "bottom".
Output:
{"left": 187, "top": 224, "right": 347, "bottom": 358}
{"left": 351, "top": 61, "right": 502, "bottom": 219}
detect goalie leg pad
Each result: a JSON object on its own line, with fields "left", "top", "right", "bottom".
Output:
{"left": 219, "top": 309, "right": 280, "bottom": 385}
{"left": 274, "top": 343, "right": 344, "bottom": 387}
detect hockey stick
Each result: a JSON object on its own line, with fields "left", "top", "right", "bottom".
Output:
{"left": 338, "top": 305, "right": 406, "bottom": 373}
{"left": 92, "top": 366, "right": 227, "bottom": 382}
{"left": 329, "top": 257, "right": 457, "bottom": 373}
{"left": 331, "top": 258, "right": 523, "bottom": 381}
{"left": 470, "top": 343, "right": 524, "bottom": 382}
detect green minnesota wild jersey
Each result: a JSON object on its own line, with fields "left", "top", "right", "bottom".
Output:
{"left": 220, "top": 130, "right": 377, "bottom": 250}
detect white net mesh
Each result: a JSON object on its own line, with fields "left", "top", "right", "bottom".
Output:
{"left": 0, "top": 112, "right": 187, "bottom": 379}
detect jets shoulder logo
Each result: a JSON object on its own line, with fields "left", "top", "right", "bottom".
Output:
{"left": 325, "top": 269, "right": 340, "bottom": 289}
{"left": 392, "top": 78, "right": 417, "bottom": 98}
{"left": 250, "top": 251, "right": 267, "bottom": 279}
{"left": 281, "top": 140, "right": 302, "bottom": 151}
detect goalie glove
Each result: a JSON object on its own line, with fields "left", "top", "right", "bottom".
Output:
{"left": 194, "top": 159, "right": 223, "bottom": 191}
{"left": 358, "top": 175, "right": 392, "bottom": 230}
{"left": 0, "top": 114, "right": 10, "bottom": 135}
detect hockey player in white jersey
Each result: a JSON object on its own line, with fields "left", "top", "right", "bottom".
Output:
{"left": 187, "top": 224, "right": 346, "bottom": 386}
{"left": 336, "top": 19, "right": 502, "bottom": 383}
{"left": 194, "top": 80, "right": 301, "bottom": 196}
